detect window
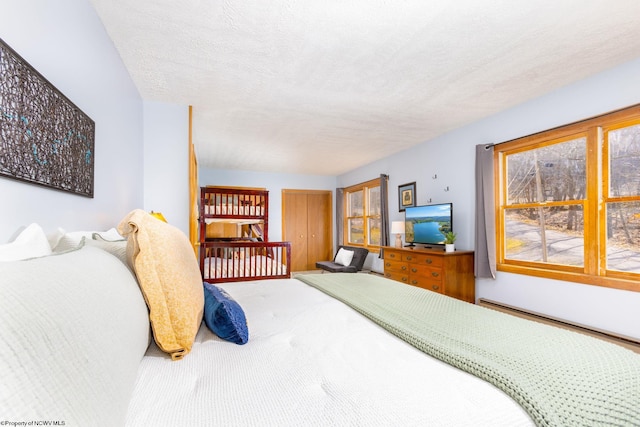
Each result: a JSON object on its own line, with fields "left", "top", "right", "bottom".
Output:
{"left": 344, "top": 178, "right": 381, "bottom": 250}
{"left": 496, "top": 105, "right": 640, "bottom": 292}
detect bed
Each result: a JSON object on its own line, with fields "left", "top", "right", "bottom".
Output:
{"left": 125, "top": 274, "right": 640, "bottom": 427}
{"left": 200, "top": 187, "right": 268, "bottom": 224}
{"left": 199, "top": 186, "right": 291, "bottom": 283}
{"left": 201, "top": 240, "right": 290, "bottom": 283}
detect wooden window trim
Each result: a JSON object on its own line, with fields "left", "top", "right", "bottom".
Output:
{"left": 495, "top": 104, "right": 640, "bottom": 293}
{"left": 344, "top": 178, "right": 381, "bottom": 251}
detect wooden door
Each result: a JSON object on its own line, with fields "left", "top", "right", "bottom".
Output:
{"left": 283, "top": 190, "right": 332, "bottom": 271}
{"left": 306, "top": 193, "right": 332, "bottom": 267}
{"left": 283, "top": 192, "right": 309, "bottom": 272}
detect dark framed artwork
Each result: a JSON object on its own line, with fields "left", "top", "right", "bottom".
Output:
{"left": 0, "top": 38, "right": 95, "bottom": 197}
{"left": 398, "top": 182, "right": 416, "bottom": 212}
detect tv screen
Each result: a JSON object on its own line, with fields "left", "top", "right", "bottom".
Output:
{"left": 404, "top": 203, "right": 453, "bottom": 246}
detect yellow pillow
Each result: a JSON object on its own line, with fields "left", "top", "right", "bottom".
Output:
{"left": 118, "top": 209, "right": 204, "bottom": 360}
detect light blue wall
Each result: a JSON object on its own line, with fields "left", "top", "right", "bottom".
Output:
{"left": 1, "top": 3, "right": 190, "bottom": 241}
{"left": 199, "top": 168, "right": 337, "bottom": 241}
{"left": 4, "top": 0, "right": 638, "bottom": 339}
{"left": 1, "top": 0, "right": 144, "bottom": 241}
{"left": 339, "top": 58, "right": 640, "bottom": 339}
{"left": 143, "top": 101, "right": 190, "bottom": 235}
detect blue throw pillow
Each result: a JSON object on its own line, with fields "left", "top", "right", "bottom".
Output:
{"left": 203, "top": 283, "right": 249, "bottom": 345}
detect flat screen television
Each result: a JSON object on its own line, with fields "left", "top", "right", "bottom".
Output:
{"left": 404, "top": 203, "right": 453, "bottom": 247}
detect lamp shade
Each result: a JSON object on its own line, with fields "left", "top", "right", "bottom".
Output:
{"left": 391, "top": 221, "right": 405, "bottom": 234}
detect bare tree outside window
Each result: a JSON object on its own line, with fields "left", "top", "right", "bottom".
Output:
{"left": 605, "top": 123, "right": 640, "bottom": 272}
{"left": 347, "top": 190, "right": 364, "bottom": 244}
{"left": 505, "top": 137, "right": 586, "bottom": 266}
{"left": 368, "top": 186, "right": 381, "bottom": 245}
{"left": 496, "top": 108, "right": 640, "bottom": 292}
{"left": 344, "top": 178, "right": 382, "bottom": 249}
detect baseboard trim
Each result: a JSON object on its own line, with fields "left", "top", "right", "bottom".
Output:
{"left": 477, "top": 298, "right": 640, "bottom": 354}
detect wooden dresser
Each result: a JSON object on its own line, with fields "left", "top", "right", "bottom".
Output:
{"left": 383, "top": 246, "right": 475, "bottom": 303}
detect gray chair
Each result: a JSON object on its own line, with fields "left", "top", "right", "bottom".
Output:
{"left": 316, "top": 245, "right": 369, "bottom": 273}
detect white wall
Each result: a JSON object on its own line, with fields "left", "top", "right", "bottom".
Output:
{"left": 199, "top": 168, "right": 336, "bottom": 241}
{"left": 339, "top": 58, "right": 640, "bottom": 339}
{"left": 143, "top": 101, "right": 190, "bottom": 235}
{"left": 1, "top": 0, "right": 144, "bottom": 241}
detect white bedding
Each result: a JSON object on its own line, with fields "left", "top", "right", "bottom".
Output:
{"left": 125, "top": 278, "right": 533, "bottom": 426}
{"left": 203, "top": 255, "right": 287, "bottom": 279}
{"left": 1, "top": 245, "right": 150, "bottom": 426}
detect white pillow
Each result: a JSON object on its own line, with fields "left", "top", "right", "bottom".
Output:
{"left": 0, "top": 245, "right": 150, "bottom": 425}
{"left": 54, "top": 228, "right": 124, "bottom": 253}
{"left": 0, "top": 223, "right": 52, "bottom": 262}
{"left": 334, "top": 248, "right": 355, "bottom": 267}
{"left": 46, "top": 227, "right": 66, "bottom": 250}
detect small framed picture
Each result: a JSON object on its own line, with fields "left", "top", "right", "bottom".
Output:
{"left": 398, "top": 182, "right": 416, "bottom": 212}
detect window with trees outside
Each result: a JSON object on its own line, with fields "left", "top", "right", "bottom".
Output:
{"left": 495, "top": 104, "right": 640, "bottom": 292}
{"left": 344, "top": 178, "right": 381, "bottom": 250}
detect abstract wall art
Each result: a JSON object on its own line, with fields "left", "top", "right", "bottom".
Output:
{"left": 0, "top": 38, "right": 95, "bottom": 197}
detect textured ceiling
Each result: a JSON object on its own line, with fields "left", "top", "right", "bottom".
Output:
{"left": 91, "top": 0, "right": 640, "bottom": 175}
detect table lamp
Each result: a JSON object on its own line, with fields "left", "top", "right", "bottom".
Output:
{"left": 391, "top": 221, "right": 405, "bottom": 248}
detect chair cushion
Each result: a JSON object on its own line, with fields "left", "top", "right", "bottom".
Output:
{"left": 348, "top": 246, "right": 369, "bottom": 271}
{"left": 315, "top": 260, "right": 358, "bottom": 273}
{"left": 316, "top": 245, "right": 369, "bottom": 273}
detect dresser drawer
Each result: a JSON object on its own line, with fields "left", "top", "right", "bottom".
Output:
{"left": 408, "top": 277, "right": 445, "bottom": 294}
{"left": 409, "top": 264, "right": 443, "bottom": 282}
{"left": 384, "top": 259, "right": 409, "bottom": 274}
{"left": 384, "top": 270, "right": 410, "bottom": 284}
{"left": 404, "top": 252, "right": 443, "bottom": 267}
{"left": 381, "top": 246, "right": 475, "bottom": 303}
{"left": 384, "top": 250, "right": 404, "bottom": 262}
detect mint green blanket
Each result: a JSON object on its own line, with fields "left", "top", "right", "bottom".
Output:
{"left": 296, "top": 273, "right": 640, "bottom": 427}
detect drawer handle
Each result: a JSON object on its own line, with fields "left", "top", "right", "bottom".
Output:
{"left": 411, "top": 280, "right": 418, "bottom": 285}
{"left": 432, "top": 284, "right": 439, "bottom": 291}
{"left": 431, "top": 272, "right": 439, "bottom": 277}
{"left": 384, "top": 273, "right": 391, "bottom": 278}
{"left": 406, "top": 255, "right": 413, "bottom": 261}
{"left": 401, "top": 266, "right": 407, "bottom": 271}
{"left": 411, "top": 268, "right": 417, "bottom": 273}
{"left": 426, "top": 259, "right": 432, "bottom": 264}
{"left": 402, "top": 277, "right": 408, "bottom": 283}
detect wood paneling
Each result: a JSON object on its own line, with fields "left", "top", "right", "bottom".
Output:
{"left": 188, "top": 106, "right": 198, "bottom": 255}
